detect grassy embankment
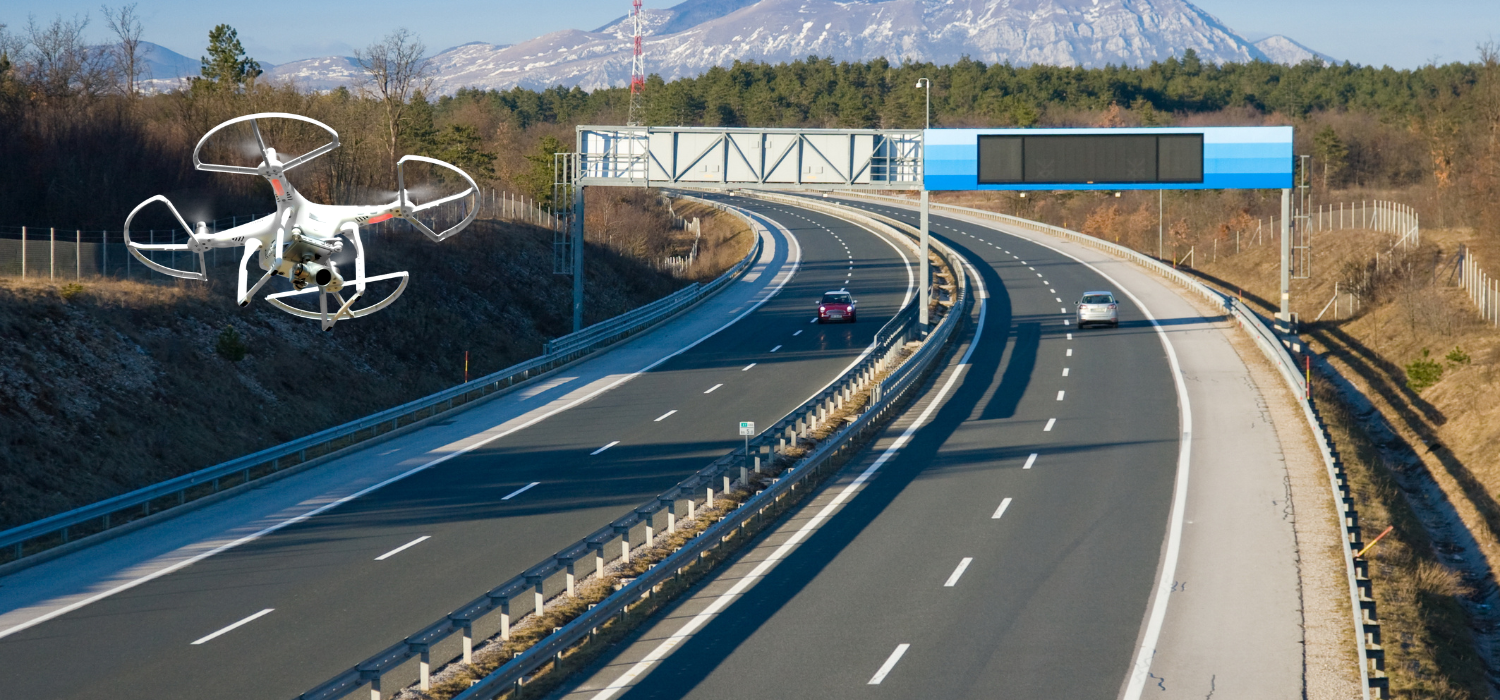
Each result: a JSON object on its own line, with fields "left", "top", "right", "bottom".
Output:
{"left": 0, "top": 197, "right": 751, "bottom": 531}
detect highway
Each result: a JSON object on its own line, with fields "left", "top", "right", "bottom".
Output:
{"left": 557, "top": 196, "right": 1276, "bottom": 699}
{"left": 0, "top": 199, "right": 914, "bottom": 700}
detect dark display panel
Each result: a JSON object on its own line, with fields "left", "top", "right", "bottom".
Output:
{"left": 978, "top": 133, "right": 1204, "bottom": 185}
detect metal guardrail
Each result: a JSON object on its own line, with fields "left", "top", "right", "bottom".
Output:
{"left": 831, "top": 190, "right": 1384, "bottom": 699}
{"left": 0, "top": 206, "right": 765, "bottom": 572}
{"left": 294, "top": 191, "right": 963, "bottom": 700}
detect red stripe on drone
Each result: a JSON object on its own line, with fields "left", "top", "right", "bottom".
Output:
{"left": 271, "top": 179, "right": 284, "bottom": 196}
{"left": 366, "top": 212, "right": 395, "bottom": 224}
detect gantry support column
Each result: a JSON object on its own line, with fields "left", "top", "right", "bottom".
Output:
{"left": 573, "top": 186, "right": 586, "bottom": 332}
{"left": 1278, "top": 188, "right": 1292, "bottom": 325}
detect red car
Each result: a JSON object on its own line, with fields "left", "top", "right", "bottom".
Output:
{"left": 817, "top": 290, "right": 857, "bottom": 323}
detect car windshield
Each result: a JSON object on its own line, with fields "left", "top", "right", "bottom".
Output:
{"left": 1082, "top": 294, "right": 1114, "bottom": 304}
{"left": 822, "top": 293, "right": 852, "bottom": 304}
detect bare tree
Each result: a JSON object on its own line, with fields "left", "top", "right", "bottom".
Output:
{"left": 101, "top": 3, "right": 147, "bottom": 96}
{"left": 354, "top": 28, "right": 432, "bottom": 173}
{"left": 20, "top": 13, "right": 115, "bottom": 100}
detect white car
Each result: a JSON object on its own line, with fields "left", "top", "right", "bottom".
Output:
{"left": 1076, "top": 291, "right": 1119, "bottom": 328}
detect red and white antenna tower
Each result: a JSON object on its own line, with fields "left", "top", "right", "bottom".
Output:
{"left": 627, "top": 0, "right": 646, "bottom": 126}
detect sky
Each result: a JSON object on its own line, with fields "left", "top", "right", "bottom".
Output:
{"left": 0, "top": 0, "right": 1495, "bottom": 69}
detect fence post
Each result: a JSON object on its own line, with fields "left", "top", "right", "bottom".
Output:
{"left": 51, "top": 227, "right": 56, "bottom": 279}
{"left": 76, "top": 230, "right": 81, "bottom": 279}
{"left": 20, "top": 226, "right": 25, "bottom": 279}
{"left": 102, "top": 229, "right": 107, "bottom": 278}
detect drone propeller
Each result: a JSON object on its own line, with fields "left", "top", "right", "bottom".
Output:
{"left": 193, "top": 113, "right": 340, "bottom": 176}
{"left": 396, "top": 155, "right": 480, "bottom": 242}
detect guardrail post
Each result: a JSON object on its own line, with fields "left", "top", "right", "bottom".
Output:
{"left": 494, "top": 596, "right": 511, "bottom": 641}
{"left": 723, "top": 474, "right": 731, "bottom": 494}
{"left": 614, "top": 523, "right": 632, "bottom": 563}
{"left": 642, "top": 508, "right": 656, "bottom": 548}
{"left": 558, "top": 554, "right": 578, "bottom": 596}
{"left": 706, "top": 487, "right": 714, "bottom": 509}
{"left": 664, "top": 499, "right": 677, "bottom": 534}
{"left": 410, "top": 642, "right": 431, "bottom": 691}
{"left": 461, "top": 620, "right": 474, "bottom": 664}
{"left": 360, "top": 670, "right": 381, "bottom": 700}
{"left": 527, "top": 575, "right": 546, "bottom": 620}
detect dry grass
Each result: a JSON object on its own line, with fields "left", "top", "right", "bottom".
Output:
{"left": 0, "top": 209, "right": 753, "bottom": 530}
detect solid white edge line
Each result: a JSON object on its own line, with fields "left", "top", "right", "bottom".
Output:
{"left": 591, "top": 441, "right": 620, "bottom": 456}
{"left": 1023, "top": 453, "right": 1037, "bottom": 469}
{"left": 190, "top": 608, "right": 274, "bottom": 645}
{"left": 374, "top": 535, "right": 431, "bottom": 561}
{"left": 992, "top": 498, "right": 1013, "bottom": 519}
{"left": 938, "top": 208, "right": 1194, "bottom": 700}
{"left": 653, "top": 410, "right": 677, "bottom": 422}
{"left": 868, "top": 643, "right": 911, "bottom": 685}
{"left": 1043, "top": 418, "right": 1056, "bottom": 431}
{"left": 586, "top": 257, "right": 986, "bottom": 700}
{"left": 0, "top": 209, "right": 806, "bottom": 643}
{"left": 943, "top": 557, "right": 973, "bottom": 587}
{"left": 501, "top": 482, "right": 541, "bottom": 501}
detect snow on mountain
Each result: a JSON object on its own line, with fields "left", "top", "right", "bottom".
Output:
{"left": 246, "top": 0, "right": 1333, "bottom": 95}
{"left": 1253, "top": 35, "right": 1337, "bottom": 65}
{"left": 264, "top": 56, "right": 364, "bottom": 92}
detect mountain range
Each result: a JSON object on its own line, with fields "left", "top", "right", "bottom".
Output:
{"left": 142, "top": 0, "right": 1335, "bottom": 95}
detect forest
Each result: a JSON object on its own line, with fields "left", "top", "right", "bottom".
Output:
{"left": 0, "top": 11, "right": 1497, "bottom": 239}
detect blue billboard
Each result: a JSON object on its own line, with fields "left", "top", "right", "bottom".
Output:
{"left": 923, "top": 126, "right": 1294, "bottom": 191}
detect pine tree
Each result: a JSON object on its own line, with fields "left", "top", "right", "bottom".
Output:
{"left": 199, "top": 24, "right": 261, "bottom": 89}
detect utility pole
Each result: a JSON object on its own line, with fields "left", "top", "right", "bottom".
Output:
{"left": 915, "top": 79, "right": 931, "bottom": 332}
{"left": 1158, "top": 190, "right": 1163, "bottom": 259}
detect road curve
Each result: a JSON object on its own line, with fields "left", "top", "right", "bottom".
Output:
{"left": 0, "top": 201, "right": 913, "bottom": 700}
{"left": 557, "top": 195, "right": 1186, "bottom": 699}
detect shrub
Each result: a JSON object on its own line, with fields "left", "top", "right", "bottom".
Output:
{"left": 216, "top": 325, "right": 247, "bottom": 362}
{"left": 1445, "top": 346, "right": 1471, "bottom": 365}
{"left": 1404, "top": 348, "right": 1444, "bottom": 391}
{"left": 59, "top": 283, "right": 85, "bottom": 301}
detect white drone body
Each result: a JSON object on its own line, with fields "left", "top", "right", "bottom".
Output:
{"left": 124, "top": 112, "right": 479, "bottom": 330}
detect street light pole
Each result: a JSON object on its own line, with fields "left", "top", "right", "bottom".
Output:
{"left": 915, "top": 78, "right": 932, "bottom": 129}
{"left": 915, "top": 78, "right": 932, "bottom": 332}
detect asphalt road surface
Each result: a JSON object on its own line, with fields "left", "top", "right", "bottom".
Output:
{"left": 0, "top": 198, "right": 914, "bottom": 700}
{"left": 559, "top": 196, "right": 1185, "bottom": 700}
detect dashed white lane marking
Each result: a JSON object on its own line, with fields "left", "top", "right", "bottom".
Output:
{"left": 501, "top": 482, "right": 541, "bottom": 500}
{"left": 705, "top": 384, "right": 723, "bottom": 394}
{"left": 869, "top": 644, "right": 911, "bottom": 684}
{"left": 944, "top": 558, "right": 974, "bottom": 587}
{"left": 1049, "top": 288, "right": 1056, "bottom": 293}
{"left": 1057, "top": 390, "right": 1066, "bottom": 401}
{"left": 191, "top": 609, "right": 274, "bottom": 645}
{"left": 1062, "top": 368, "right": 1070, "bottom": 377}
{"left": 1055, "top": 297, "right": 1062, "bottom": 302}
{"left": 374, "top": 535, "right": 431, "bottom": 560}
{"left": 1067, "top": 348, "right": 1073, "bottom": 356}
{"left": 1060, "top": 307, "right": 1068, "bottom": 313}
{"left": 793, "top": 330, "right": 803, "bottom": 336}
{"left": 1023, "top": 453, "right": 1037, "bottom": 469}
{"left": 654, "top": 410, "right": 677, "bottom": 422}
{"left": 584, "top": 255, "right": 980, "bottom": 700}
{"left": 1044, "top": 418, "right": 1056, "bottom": 432}
{"left": 1028, "top": 266, "right": 1035, "bottom": 270}
{"left": 992, "top": 497, "right": 1013, "bottom": 519}
{"left": 809, "top": 317, "right": 818, "bottom": 323}
{"left": 770, "top": 345, "right": 782, "bottom": 353}
{"left": 591, "top": 441, "right": 620, "bottom": 455}
{"left": 1067, "top": 333, "right": 1073, "bottom": 340}
{"left": 742, "top": 363, "right": 757, "bottom": 371}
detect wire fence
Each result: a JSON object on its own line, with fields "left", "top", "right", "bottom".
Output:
{"left": 0, "top": 189, "right": 563, "bottom": 283}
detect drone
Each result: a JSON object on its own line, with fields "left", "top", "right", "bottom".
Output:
{"left": 124, "top": 112, "right": 479, "bottom": 330}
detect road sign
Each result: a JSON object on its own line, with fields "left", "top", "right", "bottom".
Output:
{"left": 739, "top": 421, "right": 755, "bottom": 436}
